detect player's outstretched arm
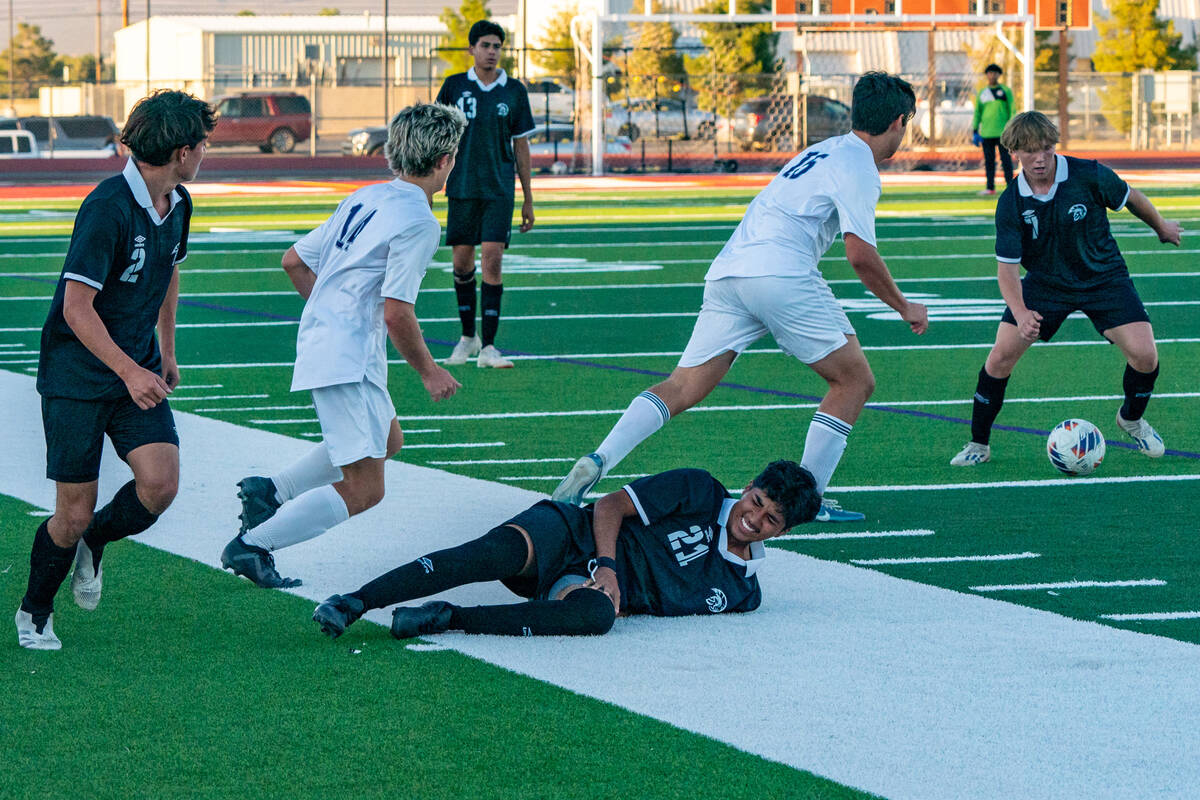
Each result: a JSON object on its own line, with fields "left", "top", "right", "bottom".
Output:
{"left": 282, "top": 246, "right": 317, "bottom": 299}
{"left": 1125, "top": 189, "right": 1182, "bottom": 246}
{"left": 156, "top": 264, "right": 181, "bottom": 390}
{"left": 843, "top": 233, "right": 928, "bottom": 334}
{"left": 63, "top": 280, "right": 170, "bottom": 410}
{"left": 514, "top": 136, "right": 534, "bottom": 233}
{"left": 587, "top": 489, "right": 638, "bottom": 613}
{"left": 997, "top": 261, "right": 1041, "bottom": 342}
{"left": 384, "top": 298, "right": 461, "bottom": 402}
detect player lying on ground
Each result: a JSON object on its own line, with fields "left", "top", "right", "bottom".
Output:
{"left": 950, "top": 110, "right": 1182, "bottom": 467}
{"left": 313, "top": 460, "right": 820, "bottom": 638}
{"left": 551, "top": 71, "right": 929, "bottom": 523}
{"left": 220, "top": 103, "right": 466, "bottom": 589}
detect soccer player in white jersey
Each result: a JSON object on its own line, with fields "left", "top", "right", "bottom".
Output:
{"left": 552, "top": 72, "right": 929, "bottom": 523}
{"left": 219, "top": 103, "right": 467, "bottom": 588}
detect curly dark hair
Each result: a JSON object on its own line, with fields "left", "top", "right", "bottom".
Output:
{"left": 468, "top": 19, "right": 505, "bottom": 46}
{"left": 851, "top": 71, "right": 916, "bottom": 136}
{"left": 120, "top": 90, "right": 216, "bottom": 166}
{"left": 751, "top": 460, "right": 821, "bottom": 530}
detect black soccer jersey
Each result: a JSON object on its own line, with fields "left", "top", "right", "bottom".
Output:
{"left": 596, "top": 469, "right": 765, "bottom": 617}
{"left": 995, "top": 155, "right": 1131, "bottom": 292}
{"left": 37, "top": 160, "right": 191, "bottom": 400}
{"left": 436, "top": 68, "right": 536, "bottom": 199}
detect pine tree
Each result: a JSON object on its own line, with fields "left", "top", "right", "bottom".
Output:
{"left": 0, "top": 24, "right": 59, "bottom": 99}
{"left": 1092, "top": 0, "right": 1196, "bottom": 133}
{"left": 439, "top": 0, "right": 516, "bottom": 76}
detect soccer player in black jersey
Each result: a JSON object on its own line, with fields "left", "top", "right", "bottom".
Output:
{"left": 436, "top": 20, "right": 536, "bottom": 369}
{"left": 312, "top": 460, "right": 820, "bottom": 639}
{"left": 951, "top": 111, "right": 1182, "bottom": 468}
{"left": 16, "top": 91, "right": 215, "bottom": 650}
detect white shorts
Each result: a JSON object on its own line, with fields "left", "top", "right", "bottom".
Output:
{"left": 311, "top": 379, "right": 397, "bottom": 467}
{"left": 679, "top": 274, "right": 855, "bottom": 367}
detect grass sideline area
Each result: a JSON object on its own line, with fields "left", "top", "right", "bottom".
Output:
{"left": 2, "top": 177, "right": 1198, "bottom": 798}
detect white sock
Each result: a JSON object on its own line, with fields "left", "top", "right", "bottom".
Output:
{"left": 595, "top": 391, "right": 671, "bottom": 472}
{"left": 242, "top": 484, "right": 349, "bottom": 552}
{"left": 271, "top": 444, "right": 344, "bottom": 503}
{"left": 800, "top": 412, "right": 852, "bottom": 496}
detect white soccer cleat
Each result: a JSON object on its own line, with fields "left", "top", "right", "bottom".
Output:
{"left": 550, "top": 453, "right": 605, "bottom": 505}
{"left": 15, "top": 608, "right": 62, "bottom": 650}
{"left": 71, "top": 539, "right": 103, "bottom": 611}
{"left": 476, "top": 345, "right": 514, "bottom": 369}
{"left": 445, "top": 335, "right": 481, "bottom": 366}
{"left": 1115, "top": 411, "right": 1165, "bottom": 458}
{"left": 950, "top": 441, "right": 991, "bottom": 466}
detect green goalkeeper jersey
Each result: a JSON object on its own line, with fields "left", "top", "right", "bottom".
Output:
{"left": 972, "top": 83, "right": 1014, "bottom": 139}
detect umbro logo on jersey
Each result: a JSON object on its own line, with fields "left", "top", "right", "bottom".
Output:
{"left": 1068, "top": 203, "right": 1087, "bottom": 221}
{"left": 705, "top": 588, "right": 728, "bottom": 613}
{"left": 120, "top": 235, "right": 147, "bottom": 283}
{"left": 1022, "top": 209, "right": 1039, "bottom": 239}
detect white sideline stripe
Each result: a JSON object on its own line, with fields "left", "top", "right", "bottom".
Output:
{"left": 168, "top": 394, "right": 268, "bottom": 402}
{"left": 197, "top": 404, "right": 314, "bottom": 412}
{"left": 0, "top": 359, "right": 37, "bottom": 364}
{"left": 1101, "top": 611, "right": 1200, "bottom": 621}
{"left": 829, "top": 474, "right": 1200, "bottom": 493}
{"left": 972, "top": 579, "right": 1167, "bottom": 591}
{"left": 775, "top": 529, "right": 935, "bottom": 541}
{"left": 390, "top": 441, "right": 506, "bottom": 450}
{"left": 171, "top": 384, "right": 223, "bottom": 390}
{"left": 0, "top": 370, "right": 1197, "bottom": 800}
{"left": 429, "top": 457, "right": 578, "bottom": 465}
{"left": 853, "top": 552, "right": 1041, "bottom": 565}
{"left": 496, "top": 473, "right": 649, "bottom": 481}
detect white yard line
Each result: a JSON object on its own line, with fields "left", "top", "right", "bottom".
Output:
{"left": 1101, "top": 611, "right": 1200, "bottom": 621}
{"left": 168, "top": 394, "right": 268, "bottom": 402}
{"left": 852, "top": 552, "right": 1041, "bottom": 565}
{"left": 496, "top": 473, "right": 649, "bottom": 481}
{"left": 972, "top": 579, "right": 1167, "bottom": 591}
{"left": 830, "top": 474, "right": 1200, "bottom": 493}
{"left": 429, "top": 457, "right": 578, "bottom": 465}
{"left": 0, "top": 370, "right": 1197, "bottom": 800}
{"left": 775, "top": 529, "right": 935, "bottom": 541}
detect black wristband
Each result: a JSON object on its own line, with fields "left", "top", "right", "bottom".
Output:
{"left": 595, "top": 556, "right": 618, "bottom": 572}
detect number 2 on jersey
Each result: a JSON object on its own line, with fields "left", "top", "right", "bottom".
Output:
{"left": 781, "top": 151, "right": 828, "bottom": 179}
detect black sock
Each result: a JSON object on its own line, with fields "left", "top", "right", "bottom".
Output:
{"left": 480, "top": 281, "right": 503, "bottom": 348}
{"left": 351, "top": 524, "right": 528, "bottom": 610}
{"left": 970, "top": 367, "right": 1010, "bottom": 445}
{"left": 448, "top": 587, "right": 616, "bottom": 636}
{"left": 1120, "top": 363, "right": 1159, "bottom": 421}
{"left": 21, "top": 520, "right": 76, "bottom": 618}
{"left": 454, "top": 272, "right": 477, "bottom": 339}
{"left": 82, "top": 480, "right": 159, "bottom": 569}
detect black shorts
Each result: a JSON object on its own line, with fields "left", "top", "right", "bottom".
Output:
{"left": 1000, "top": 276, "right": 1151, "bottom": 341}
{"left": 445, "top": 195, "right": 515, "bottom": 248}
{"left": 42, "top": 394, "right": 178, "bottom": 483}
{"left": 499, "top": 501, "right": 594, "bottom": 601}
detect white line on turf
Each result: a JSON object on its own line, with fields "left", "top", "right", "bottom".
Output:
{"left": 1100, "top": 611, "right": 1200, "bottom": 621}
{"left": 428, "top": 457, "right": 578, "bottom": 465}
{"left": 496, "top": 473, "right": 649, "bottom": 481}
{"left": 852, "top": 552, "right": 1042, "bottom": 565}
{"left": 775, "top": 529, "right": 935, "bottom": 541}
{"left": 0, "top": 370, "right": 1196, "bottom": 800}
{"left": 168, "top": 394, "right": 269, "bottom": 402}
{"left": 829, "top": 474, "right": 1200, "bottom": 493}
{"left": 387, "top": 441, "right": 505, "bottom": 450}
{"left": 971, "top": 579, "right": 1167, "bottom": 591}
{"left": 170, "top": 384, "right": 224, "bottom": 390}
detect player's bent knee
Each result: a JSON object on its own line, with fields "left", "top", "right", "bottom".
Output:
{"left": 563, "top": 587, "right": 616, "bottom": 635}
{"left": 55, "top": 509, "right": 94, "bottom": 539}
{"left": 138, "top": 478, "right": 178, "bottom": 514}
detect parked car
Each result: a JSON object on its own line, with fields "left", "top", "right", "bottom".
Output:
{"left": 912, "top": 98, "right": 975, "bottom": 143}
{"left": 209, "top": 92, "right": 311, "bottom": 153}
{"left": 525, "top": 79, "right": 576, "bottom": 123}
{"left": 721, "top": 95, "right": 851, "bottom": 150}
{"left": 0, "top": 129, "right": 38, "bottom": 158}
{"left": 342, "top": 124, "right": 387, "bottom": 157}
{"left": 18, "top": 115, "right": 120, "bottom": 157}
{"left": 605, "top": 96, "right": 717, "bottom": 141}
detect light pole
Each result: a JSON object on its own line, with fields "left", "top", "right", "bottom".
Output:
{"left": 382, "top": 0, "right": 389, "bottom": 123}
{"left": 8, "top": 0, "right": 14, "bottom": 114}
{"left": 144, "top": 0, "right": 150, "bottom": 95}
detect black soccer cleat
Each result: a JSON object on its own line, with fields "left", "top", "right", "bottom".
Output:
{"left": 236, "top": 476, "right": 282, "bottom": 534}
{"left": 312, "top": 594, "right": 365, "bottom": 639}
{"left": 220, "top": 535, "right": 302, "bottom": 589}
{"left": 390, "top": 601, "right": 454, "bottom": 640}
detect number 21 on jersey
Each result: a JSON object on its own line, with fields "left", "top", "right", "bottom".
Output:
{"left": 781, "top": 150, "right": 828, "bottom": 179}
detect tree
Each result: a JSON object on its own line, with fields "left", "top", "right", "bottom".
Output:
{"left": 683, "top": 0, "right": 778, "bottom": 118}
{"left": 0, "top": 23, "right": 59, "bottom": 98}
{"left": 236, "top": 10, "right": 257, "bottom": 16}
{"left": 623, "top": 0, "right": 684, "bottom": 100}
{"left": 531, "top": 4, "right": 582, "bottom": 85}
{"left": 318, "top": 8, "right": 341, "bottom": 15}
{"left": 1092, "top": 0, "right": 1196, "bottom": 133}
{"left": 439, "top": 0, "right": 516, "bottom": 76}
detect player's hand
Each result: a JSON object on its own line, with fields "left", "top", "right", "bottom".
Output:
{"left": 1017, "top": 309, "right": 1042, "bottom": 342}
{"left": 161, "top": 356, "right": 180, "bottom": 391}
{"left": 422, "top": 366, "right": 461, "bottom": 402}
{"left": 1157, "top": 220, "right": 1182, "bottom": 246}
{"left": 901, "top": 301, "right": 928, "bottom": 335}
{"left": 585, "top": 566, "right": 621, "bottom": 614}
{"left": 124, "top": 366, "right": 171, "bottom": 410}
{"left": 520, "top": 198, "right": 535, "bottom": 233}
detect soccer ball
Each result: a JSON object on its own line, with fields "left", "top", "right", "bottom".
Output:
{"left": 1046, "top": 419, "right": 1106, "bottom": 476}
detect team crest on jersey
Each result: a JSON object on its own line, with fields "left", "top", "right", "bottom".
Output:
{"left": 1021, "top": 209, "right": 1039, "bottom": 239}
{"left": 496, "top": 102, "right": 509, "bottom": 117}
{"left": 1068, "top": 203, "right": 1087, "bottom": 222}
{"left": 705, "top": 588, "right": 728, "bottom": 613}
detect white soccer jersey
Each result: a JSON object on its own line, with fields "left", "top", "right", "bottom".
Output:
{"left": 705, "top": 133, "right": 880, "bottom": 281}
{"left": 290, "top": 179, "right": 441, "bottom": 392}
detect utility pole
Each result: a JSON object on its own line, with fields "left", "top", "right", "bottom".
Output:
{"left": 144, "top": 0, "right": 150, "bottom": 95}
{"left": 383, "top": 0, "right": 389, "bottom": 122}
{"left": 95, "top": 0, "right": 102, "bottom": 83}
{"left": 122, "top": 0, "right": 128, "bottom": 27}
{"left": 8, "top": 0, "right": 14, "bottom": 114}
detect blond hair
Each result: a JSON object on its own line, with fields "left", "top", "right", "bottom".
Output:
{"left": 385, "top": 103, "right": 467, "bottom": 177}
{"left": 1000, "top": 110, "right": 1059, "bottom": 152}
